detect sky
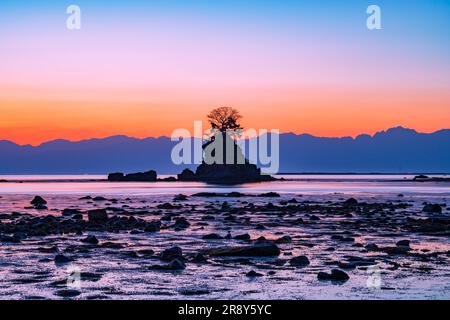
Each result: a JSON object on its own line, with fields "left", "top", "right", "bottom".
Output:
{"left": 0, "top": 0, "right": 449, "bottom": 145}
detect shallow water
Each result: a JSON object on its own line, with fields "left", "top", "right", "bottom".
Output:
{"left": 1, "top": 175, "right": 449, "bottom": 197}
{"left": 0, "top": 176, "right": 449, "bottom": 300}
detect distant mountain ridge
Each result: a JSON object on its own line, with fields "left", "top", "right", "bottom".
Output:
{"left": 0, "top": 127, "right": 449, "bottom": 174}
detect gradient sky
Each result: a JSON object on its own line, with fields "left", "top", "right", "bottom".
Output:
{"left": 1, "top": 0, "right": 449, "bottom": 145}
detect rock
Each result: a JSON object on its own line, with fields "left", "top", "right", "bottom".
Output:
{"left": 87, "top": 209, "right": 108, "bottom": 223}
{"left": 289, "top": 256, "right": 310, "bottom": 267}
{"left": 192, "top": 192, "right": 220, "bottom": 197}
{"left": 108, "top": 170, "right": 157, "bottom": 182}
{"left": 227, "top": 192, "right": 244, "bottom": 197}
{"left": 177, "top": 169, "right": 197, "bottom": 181}
{"left": 246, "top": 270, "right": 264, "bottom": 277}
{"left": 55, "top": 289, "right": 81, "bottom": 297}
{"left": 173, "top": 217, "right": 190, "bottom": 229}
{"left": 234, "top": 233, "right": 251, "bottom": 240}
{"left": 157, "top": 203, "right": 180, "bottom": 209}
{"left": 274, "top": 236, "right": 292, "bottom": 244}
{"left": 396, "top": 240, "right": 411, "bottom": 248}
{"left": 413, "top": 175, "right": 430, "bottom": 181}
{"left": 62, "top": 208, "right": 83, "bottom": 216}
{"left": 54, "top": 254, "right": 72, "bottom": 264}
{"left": 160, "top": 246, "right": 183, "bottom": 261}
{"left": 192, "top": 253, "right": 208, "bottom": 263}
{"left": 1, "top": 235, "right": 21, "bottom": 243}
{"left": 206, "top": 241, "right": 280, "bottom": 257}
{"left": 167, "top": 259, "right": 186, "bottom": 270}
{"left": 202, "top": 233, "right": 223, "bottom": 240}
{"left": 174, "top": 194, "right": 188, "bottom": 201}
{"left": 31, "top": 196, "right": 47, "bottom": 206}
{"left": 150, "top": 259, "right": 185, "bottom": 271}
{"left": 422, "top": 204, "right": 442, "bottom": 213}
{"left": 343, "top": 198, "right": 358, "bottom": 206}
{"left": 92, "top": 196, "right": 108, "bottom": 201}
{"left": 144, "top": 221, "right": 161, "bottom": 232}
{"left": 317, "top": 269, "right": 349, "bottom": 282}
{"left": 33, "top": 204, "right": 48, "bottom": 210}
{"left": 101, "top": 242, "right": 124, "bottom": 249}
{"left": 258, "top": 192, "right": 280, "bottom": 197}
{"left": 365, "top": 243, "right": 379, "bottom": 251}
{"left": 81, "top": 235, "right": 99, "bottom": 245}
{"left": 194, "top": 163, "right": 274, "bottom": 184}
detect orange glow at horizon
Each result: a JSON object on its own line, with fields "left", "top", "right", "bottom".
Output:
{"left": 1, "top": 85, "right": 449, "bottom": 145}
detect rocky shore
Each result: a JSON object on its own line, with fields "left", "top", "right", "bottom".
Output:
{"left": 0, "top": 192, "right": 448, "bottom": 299}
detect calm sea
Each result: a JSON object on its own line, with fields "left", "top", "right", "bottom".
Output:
{"left": 0, "top": 174, "right": 449, "bottom": 196}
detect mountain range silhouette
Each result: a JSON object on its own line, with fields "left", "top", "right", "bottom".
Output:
{"left": 0, "top": 127, "right": 449, "bottom": 174}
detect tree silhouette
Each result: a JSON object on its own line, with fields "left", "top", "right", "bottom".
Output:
{"left": 207, "top": 107, "right": 243, "bottom": 135}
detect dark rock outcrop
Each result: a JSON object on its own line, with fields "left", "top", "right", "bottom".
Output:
{"left": 177, "top": 169, "right": 197, "bottom": 181}
{"left": 108, "top": 170, "right": 157, "bottom": 182}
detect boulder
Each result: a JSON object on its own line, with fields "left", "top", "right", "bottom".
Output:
{"left": 31, "top": 196, "right": 47, "bottom": 206}
{"left": 87, "top": 209, "right": 108, "bottom": 223}
{"left": 343, "top": 198, "right": 358, "bottom": 206}
{"left": 160, "top": 246, "right": 183, "bottom": 261}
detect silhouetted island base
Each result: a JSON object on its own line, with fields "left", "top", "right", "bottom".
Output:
{"left": 108, "top": 165, "right": 275, "bottom": 184}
